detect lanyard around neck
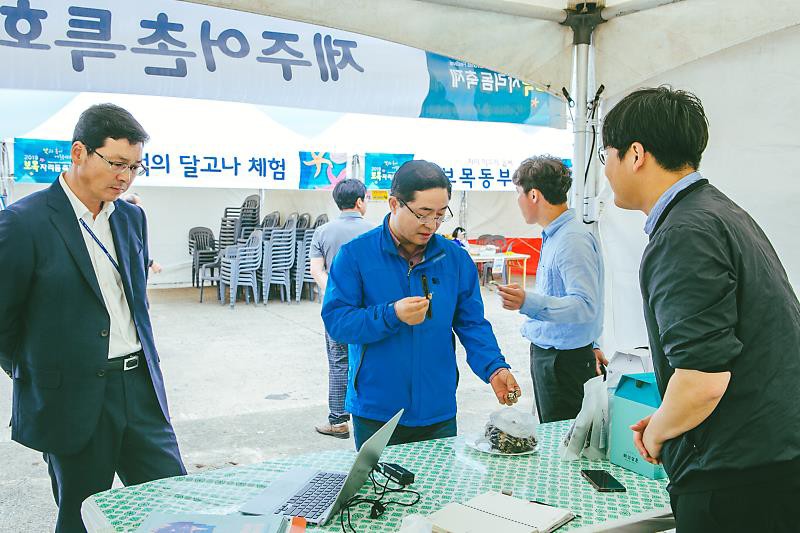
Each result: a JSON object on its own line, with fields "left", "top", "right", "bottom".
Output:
{"left": 79, "top": 218, "right": 121, "bottom": 275}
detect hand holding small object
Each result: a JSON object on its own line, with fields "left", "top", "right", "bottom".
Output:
{"left": 496, "top": 283, "right": 525, "bottom": 310}
{"left": 394, "top": 297, "right": 430, "bottom": 326}
{"left": 490, "top": 369, "right": 522, "bottom": 406}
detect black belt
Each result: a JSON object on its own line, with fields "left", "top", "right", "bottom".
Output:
{"left": 107, "top": 350, "right": 143, "bottom": 371}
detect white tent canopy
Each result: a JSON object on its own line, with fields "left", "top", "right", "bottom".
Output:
{"left": 180, "top": 0, "right": 800, "bottom": 354}
{"left": 184, "top": 0, "right": 800, "bottom": 98}
{"left": 4, "top": 0, "right": 800, "bottom": 356}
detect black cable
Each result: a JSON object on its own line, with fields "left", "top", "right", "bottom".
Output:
{"left": 339, "top": 465, "right": 421, "bottom": 532}
{"left": 582, "top": 84, "right": 605, "bottom": 224}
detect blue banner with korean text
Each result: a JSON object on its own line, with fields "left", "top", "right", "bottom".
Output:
{"left": 364, "top": 153, "right": 415, "bottom": 191}
{"left": 0, "top": 0, "right": 565, "bottom": 129}
{"left": 422, "top": 53, "right": 559, "bottom": 127}
{"left": 11, "top": 137, "right": 553, "bottom": 191}
{"left": 13, "top": 138, "right": 71, "bottom": 183}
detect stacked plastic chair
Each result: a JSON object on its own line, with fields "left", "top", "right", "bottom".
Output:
{"left": 188, "top": 226, "right": 216, "bottom": 287}
{"left": 293, "top": 213, "right": 329, "bottom": 302}
{"left": 223, "top": 194, "right": 260, "bottom": 219}
{"left": 218, "top": 229, "right": 263, "bottom": 308}
{"left": 295, "top": 230, "right": 320, "bottom": 302}
{"left": 260, "top": 210, "right": 281, "bottom": 242}
{"left": 197, "top": 217, "right": 238, "bottom": 297}
{"left": 297, "top": 212, "right": 311, "bottom": 232}
{"left": 262, "top": 215, "right": 297, "bottom": 303}
{"left": 311, "top": 213, "right": 329, "bottom": 229}
{"left": 290, "top": 213, "right": 313, "bottom": 299}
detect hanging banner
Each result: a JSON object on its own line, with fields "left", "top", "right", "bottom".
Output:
{"left": 0, "top": 0, "right": 564, "bottom": 128}
{"left": 12, "top": 137, "right": 71, "bottom": 183}
{"left": 422, "top": 54, "right": 558, "bottom": 126}
{"left": 365, "top": 154, "right": 574, "bottom": 191}
{"left": 364, "top": 153, "right": 415, "bottom": 191}
{"left": 298, "top": 151, "right": 347, "bottom": 190}
{"left": 12, "top": 137, "right": 573, "bottom": 191}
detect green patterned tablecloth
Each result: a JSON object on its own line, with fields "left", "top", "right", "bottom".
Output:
{"left": 83, "top": 420, "right": 670, "bottom": 532}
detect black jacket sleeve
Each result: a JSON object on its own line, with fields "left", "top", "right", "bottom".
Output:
{"left": 642, "top": 225, "right": 743, "bottom": 372}
{"left": 0, "top": 208, "right": 34, "bottom": 376}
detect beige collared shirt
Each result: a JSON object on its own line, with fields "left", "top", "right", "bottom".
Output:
{"left": 59, "top": 174, "right": 141, "bottom": 359}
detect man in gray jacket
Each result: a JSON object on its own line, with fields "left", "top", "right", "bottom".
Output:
{"left": 311, "top": 179, "right": 374, "bottom": 439}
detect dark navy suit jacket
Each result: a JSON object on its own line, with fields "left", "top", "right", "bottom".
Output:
{"left": 0, "top": 180, "right": 172, "bottom": 455}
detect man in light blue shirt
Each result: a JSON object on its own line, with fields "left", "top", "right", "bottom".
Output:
{"left": 498, "top": 155, "right": 605, "bottom": 422}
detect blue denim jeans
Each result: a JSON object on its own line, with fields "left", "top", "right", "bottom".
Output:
{"left": 352, "top": 415, "right": 457, "bottom": 450}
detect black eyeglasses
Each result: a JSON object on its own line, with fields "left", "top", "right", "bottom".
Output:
{"left": 92, "top": 150, "right": 148, "bottom": 177}
{"left": 399, "top": 200, "right": 453, "bottom": 225}
{"left": 598, "top": 146, "right": 608, "bottom": 165}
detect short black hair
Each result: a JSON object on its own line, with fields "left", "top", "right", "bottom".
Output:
{"left": 512, "top": 155, "right": 572, "bottom": 204}
{"left": 602, "top": 86, "right": 709, "bottom": 171}
{"left": 390, "top": 160, "right": 452, "bottom": 202}
{"left": 332, "top": 179, "right": 366, "bottom": 210}
{"left": 72, "top": 103, "right": 149, "bottom": 153}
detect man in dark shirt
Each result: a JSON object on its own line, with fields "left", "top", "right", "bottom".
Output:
{"left": 601, "top": 86, "right": 800, "bottom": 532}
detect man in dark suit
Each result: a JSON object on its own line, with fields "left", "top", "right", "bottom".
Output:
{"left": 0, "top": 104, "right": 186, "bottom": 532}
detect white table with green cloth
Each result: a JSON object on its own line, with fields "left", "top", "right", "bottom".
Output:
{"left": 81, "top": 420, "right": 671, "bottom": 532}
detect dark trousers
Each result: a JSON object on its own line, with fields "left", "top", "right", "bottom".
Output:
{"left": 352, "top": 415, "right": 457, "bottom": 450}
{"left": 530, "top": 343, "right": 596, "bottom": 423}
{"left": 324, "top": 331, "right": 350, "bottom": 425}
{"left": 44, "top": 361, "right": 186, "bottom": 533}
{"left": 670, "top": 481, "right": 799, "bottom": 532}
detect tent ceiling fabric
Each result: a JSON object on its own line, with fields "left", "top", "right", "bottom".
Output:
{"left": 181, "top": 0, "right": 800, "bottom": 97}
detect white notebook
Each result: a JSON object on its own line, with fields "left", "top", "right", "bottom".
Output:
{"left": 429, "top": 492, "right": 574, "bottom": 533}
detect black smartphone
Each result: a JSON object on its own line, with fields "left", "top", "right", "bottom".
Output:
{"left": 581, "top": 469, "right": 626, "bottom": 492}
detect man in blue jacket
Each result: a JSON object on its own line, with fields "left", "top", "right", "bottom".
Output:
{"left": 322, "top": 160, "right": 521, "bottom": 449}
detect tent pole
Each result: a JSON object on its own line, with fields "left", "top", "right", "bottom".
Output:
{"left": 0, "top": 141, "right": 11, "bottom": 209}
{"left": 459, "top": 190, "right": 468, "bottom": 233}
{"left": 562, "top": 4, "right": 604, "bottom": 223}
{"left": 571, "top": 43, "right": 590, "bottom": 218}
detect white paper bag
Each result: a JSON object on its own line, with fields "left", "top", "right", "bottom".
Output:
{"left": 560, "top": 375, "right": 605, "bottom": 461}
{"left": 583, "top": 376, "right": 610, "bottom": 460}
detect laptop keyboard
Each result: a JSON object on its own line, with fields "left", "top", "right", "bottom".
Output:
{"left": 274, "top": 471, "right": 347, "bottom": 520}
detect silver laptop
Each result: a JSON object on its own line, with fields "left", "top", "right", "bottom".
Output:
{"left": 239, "top": 409, "right": 404, "bottom": 525}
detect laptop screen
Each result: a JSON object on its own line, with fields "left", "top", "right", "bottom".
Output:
{"left": 325, "top": 409, "right": 404, "bottom": 521}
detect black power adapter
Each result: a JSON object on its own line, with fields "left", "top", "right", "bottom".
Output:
{"left": 377, "top": 463, "right": 415, "bottom": 486}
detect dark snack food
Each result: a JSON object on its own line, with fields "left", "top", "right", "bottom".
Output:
{"left": 485, "top": 423, "right": 538, "bottom": 454}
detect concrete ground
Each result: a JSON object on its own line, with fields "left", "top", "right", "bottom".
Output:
{"left": 0, "top": 283, "right": 535, "bottom": 532}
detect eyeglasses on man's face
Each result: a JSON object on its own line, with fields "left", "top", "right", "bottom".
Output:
{"left": 399, "top": 200, "right": 453, "bottom": 225}
{"left": 598, "top": 146, "right": 608, "bottom": 165}
{"left": 92, "top": 150, "right": 148, "bottom": 177}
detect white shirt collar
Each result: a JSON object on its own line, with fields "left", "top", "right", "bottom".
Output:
{"left": 59, "top": 173, "right": 115, "bottom": 221}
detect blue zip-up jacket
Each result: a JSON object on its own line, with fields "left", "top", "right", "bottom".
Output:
{"left": 322, "top": 215, "right": 510, "bottom": 426}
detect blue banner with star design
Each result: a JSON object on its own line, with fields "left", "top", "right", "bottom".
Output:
{"left": 298, "top": 151, "right": 348, "bottom": 190}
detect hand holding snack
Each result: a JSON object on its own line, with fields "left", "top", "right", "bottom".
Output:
{"left": 496, "top": 283, "right": 526, "bottom": 311}
{"left": 490, "top": 368, "right": 522, "bottom": 406}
